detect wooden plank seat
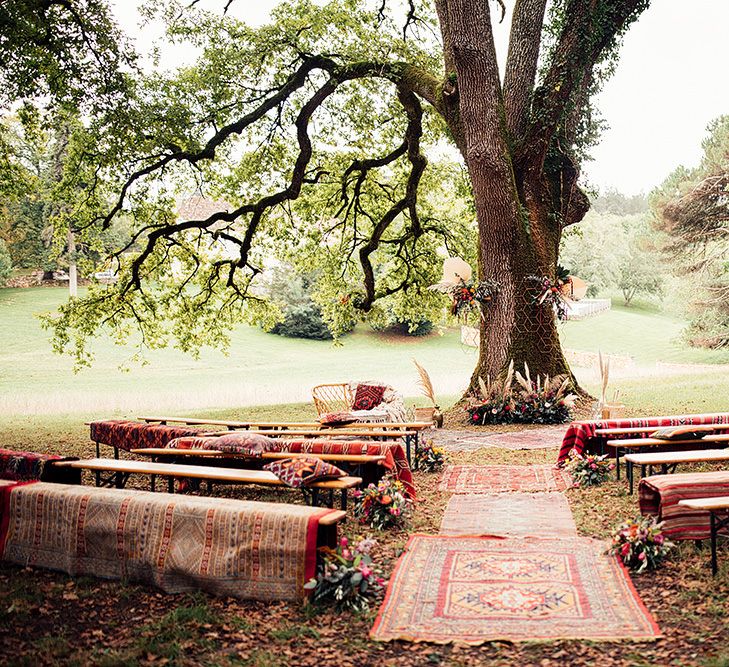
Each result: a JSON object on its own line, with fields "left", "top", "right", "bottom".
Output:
{"left": 130, "top": 448, "right": 387, "bottom": 487}
{"left": 0, "top": 481, "right": 345, "bottom": 601}
{"left": 624, "top": 449, "right": 729, "bottom": 494}
{"left": 596, "top": 424, "right": 729, "bottom": 437}
{"left": 52, "top": 458, "right": 361, "bottom": 510}
{"left": 678, "top": 496, "right": 729, "bottom": 574}
{"left": 606, "top": 437, "right": 720, "bottom": 481}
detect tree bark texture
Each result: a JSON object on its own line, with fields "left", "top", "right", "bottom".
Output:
{"left": 433, "top": 0, "right": 646, "bottom": 391}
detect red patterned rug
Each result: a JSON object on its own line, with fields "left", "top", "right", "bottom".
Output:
{"left": 370, "top": 535, "right": 661, "bottom": 644}
{"left": 440, "top": 493, "right": 577, "bottom": 538}
{"left": 438, "top": 465, "right": 574, "bottom": 494}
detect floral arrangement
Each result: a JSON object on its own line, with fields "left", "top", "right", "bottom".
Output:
{"left": 567, "top": 451, "right": 614, "bottom": 487}
{"left": 527, "top": 265, "right": 572, "bottom": 321}
{"left": 609, "top": 515, "right": 674, "bottom": 573}
{"left": 414, "top": 439, "right": 446, "bottom": 472}
{"left": 304, "top": 536, "right": 386, "bottom": 611}
{"left": 352, "top": 478, "right": 411, "bottom": 530}
{"left": 467, "top": 361, "right": 576, "bottom": 425}
{"left": 449, "top": 278, "right": 500, "bottom": 318}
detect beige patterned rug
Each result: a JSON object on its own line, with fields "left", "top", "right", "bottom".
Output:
{"left": 439, "top": 465, "right": 574, "bottom": 494}
{"left": 440, "top": 493, "right": 577, "bottom": 538}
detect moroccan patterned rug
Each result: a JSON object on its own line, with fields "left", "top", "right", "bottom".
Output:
{"left": 370, "top": 535, "right": 661, "bottom": 643}
{"left": 431, "top": 426, "right": 566, "bottom": 452}
{"left": 440, "top": 493, "right": 577, "bottom": 538}
{"left": 0, "top": 482, "right": 334, "bottom": 601}
{"left": 438, "top": 465, "right": 574, "bottom": 494}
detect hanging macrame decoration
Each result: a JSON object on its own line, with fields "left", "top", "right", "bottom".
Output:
{"left": 429, "top": 257, "right": 500, "bottom": 321}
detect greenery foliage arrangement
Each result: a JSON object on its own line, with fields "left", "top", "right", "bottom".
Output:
{"left": 567, "top": 451, "right": 614, "bottom": 487}
{"left": 609, "top": 516, "right": 674, "bottom": 573}
{"left": 448, "top": 278, "right": 500, "bottom": 318}
{"left": 414, "top": 439, "right": 446, "bottom": 472}
{"left": 304, "top": 536, "right": 385, "bottom": 612}
{"left": 467, "top": 361, "right": 576, "bottom": 425}
{"left": 352, "top": 478, "right": 411, "bottom": 531}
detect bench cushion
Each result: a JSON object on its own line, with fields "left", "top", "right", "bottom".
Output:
{"left": 0, "top": 448, "right": 77, "bottom": 483}
{"left": 650, "top": 427, "right": 706, "bottom": 441}
{"left": 167, "top": 432, "right": 278, "bottom": 457}
{"left": 0, "top": 482, "right": 336, "bottom": 601}
{"left": 263, "top": 457, "right": 345, "bottom": 488}
{"left": 639, "top": 471, "right": 729, "bottom": 540}
{"left": 319, "top": 411, "right": 357, "bottom": 426}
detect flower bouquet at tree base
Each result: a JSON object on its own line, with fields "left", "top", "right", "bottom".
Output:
{"left": 567, "top": 450, "right": 614, "bottom": 487}
{"left": 352, "top": 478, "right": 412, "bottom": 530}
{"left": 609, "top": 515, "right": 674, "bottom": 573}
{"left": 414, "top": 439, "right": 446, "bottom": 472}
{"left": 304, "top": 536, "right": 386, "bottom": 612}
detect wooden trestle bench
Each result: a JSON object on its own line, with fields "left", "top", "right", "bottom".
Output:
{"left": 624, "top": 449, "right": 729, "bottom": 494}
{"left": 678, "top": 496, "right": 729, "bottom": 574}
{"left": 53, "top": 458, "right": 362, "bottom": 509}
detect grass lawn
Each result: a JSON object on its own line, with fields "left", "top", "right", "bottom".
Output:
{"left": 1, "top": 289, "right": 729, "bottom": 665}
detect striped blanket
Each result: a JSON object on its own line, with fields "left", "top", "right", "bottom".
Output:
{"left": 0, "top": 482, "right": 336, "bottom": 601}
{"left": 557, "top": 413, "right": 729, "bottom": 464}
{"left": 639, "top": 471, "right": 729, "bottom": 540}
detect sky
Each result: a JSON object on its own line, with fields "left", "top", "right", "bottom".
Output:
{"left": 112, "top": 0, "right": 729, "bottom": 196}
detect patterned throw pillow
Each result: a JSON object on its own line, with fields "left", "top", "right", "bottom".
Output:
{"left": 263, "top": 457, "right": 345, "bottom": 488}
{"left": 319, "top": 411, "right": 358, "bottom": 426}
{"left": 165, "top": 436, "right": 217, "bottom": 450}
{"left": 650, "top": 428, "right": 706, "bottom": 441}
{"left": 351, "top": 383, "right": 387, "bottom": 411}
{"left": 211, "top": 433, "right": 278, "bottom": 457}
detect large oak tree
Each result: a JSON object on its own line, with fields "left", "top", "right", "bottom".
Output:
{"left": 3, "top": 0, "right": 651, "bottom": 387}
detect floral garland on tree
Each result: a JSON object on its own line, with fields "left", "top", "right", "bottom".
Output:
{"left": 527, "top": 265, "right": 572, "bottom": 321}
{"left": 449, "top": 278, "right": 500, "bottom": 318}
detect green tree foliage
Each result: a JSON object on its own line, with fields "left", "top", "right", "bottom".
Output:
{"left": 560, "top": 208, "right": 665, "bottom": 304}
{"left": 653, "top": 115, "right": 729, "bottom": 347}
{"left": 0, "top": 237, "right": 12, "bottom": 285}
{"left": 0, "top": 0, "right": 651, "bottom": 380}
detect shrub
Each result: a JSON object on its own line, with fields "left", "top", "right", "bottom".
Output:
{"left": 0, "top": 239, "right": 12, "bottom": 286}
{"left": 567, "top": 451, "right": 614, "bottom": 487}
{"left": 352, "top": 478, "right": 411, "bottom": 530}
{"left": 305, "top": 536, "right": 385, "bottom": 612}
{"left": 270, "top": 302, "right": 333, "bottom": 340}
{"left": 609, "top": 515, "right": 673, "bottom": 573}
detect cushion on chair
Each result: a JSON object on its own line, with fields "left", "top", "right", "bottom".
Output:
{"left": 319, "top": 411, "right": 358, "bottom": 426}
{"left": 650, "top": 427, "right": 707, "bottom": 441}
{"left": 263, "top": 457, "right": 345, "bottom": 488}
{"left": 352, "top": 383, "right": 387, "bottom": 411}
{"left": 166, "top": 436, "right": 217, "bottom": 450}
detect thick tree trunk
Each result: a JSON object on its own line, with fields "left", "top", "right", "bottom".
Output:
{"left": 442, "top": 0, "right": 578, "bottom": 394}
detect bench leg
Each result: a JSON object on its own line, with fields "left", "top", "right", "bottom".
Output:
{"left": 627, "top": 461, "right": 634, "bottom": 495}
{"left": 150, "top": 474, "right": 156, "bottom": 492}
{"left": 710, "top": 512, "right": 718, "bottom": 575}
{"left": 95, "top": 441, "right": 100, "bottom": 458}
{"left": 341, "top": 489, "right": 348, "bottom": 512}
{"left": 168, "top": 478, "right": 174, "bottom": 494}
{"left": 114, "top": 447, "right": 119, "bottom": 460}
{"left": 405, "top": 436, "right": 412, "bottom": 467}
{"left": 615, "top": 447, "right": 621, "bottom": 480}
{"left": 311, "top": 489, "right": 320, "bottom": 507}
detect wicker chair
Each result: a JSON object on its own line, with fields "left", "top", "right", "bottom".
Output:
{"left": 312, "top": 383, "right": 354, "bottom": 416}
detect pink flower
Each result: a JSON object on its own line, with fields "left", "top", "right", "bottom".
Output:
{"left": 654, "top": 534, "right": 664, "bottom": 545}
{"left": 358, "top": 564, "right": 372, "bottom": 578}
{"left": 472, "top": 413, "right": 479, "bottom": 421}
{"left": 342, "top": 549, "right": 352, "bottom": 560}
{"left": 590, "top": 463, "right": 597, "bottom": 470}
{"left": 340, "top": 537, "right": 348, "bottom": 548}
{"left": 621, "top": 544, "right": 630, "bottom": 557}
{"left": 638, "top": 552, "right": 646, "bottom": 561}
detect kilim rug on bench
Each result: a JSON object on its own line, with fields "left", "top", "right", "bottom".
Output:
{"left": 440, "top": 493, "right": 577, "bottom": 539}
{"left": 370, "top": 535, "right": 660, "bottom": 644}
{"left": 438, "top": 465, "right": 573, "bottom": 494}
{"left": 0, "top": 482, "right": 336, "bottom": 601}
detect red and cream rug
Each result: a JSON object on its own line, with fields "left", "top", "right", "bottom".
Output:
{"left": 370, "top": 535, "right": 661, "bottom": 644}
{"left": 438, "top": 465, "right": 574, "bottom": 494}
{"left": 440, "top": 493, "right": 577, "bottom": 539}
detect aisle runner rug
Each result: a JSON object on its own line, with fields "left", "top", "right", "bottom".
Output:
{"left": 440, "top": 493, "right": 577, "bottom": 538}
{"left": 438, "top": 465, "right": 573, "bottom": 494}
{"left": 431, "top": 427, "right": 565, "bottom": 452}
{"left": 370, "top": 535, "right": 661, "bottom": 644}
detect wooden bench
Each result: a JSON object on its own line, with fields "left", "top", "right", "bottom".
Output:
{"left": 130, "top": 448, "right": 387, "bottom": 486}
{"left": 596, "top": 424, "right": 729, "bottom": 437}
{"left": 53, "top": 458, "right": 361, "bottom": 510}
{"left": 606, "top": 437, "right": 719, "bottom": 480}
{"left": 678, "top": 496, "right": 729, "bottom": 574}
{"left": 624, "top": 449, "right": 729, "bottom": 494}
